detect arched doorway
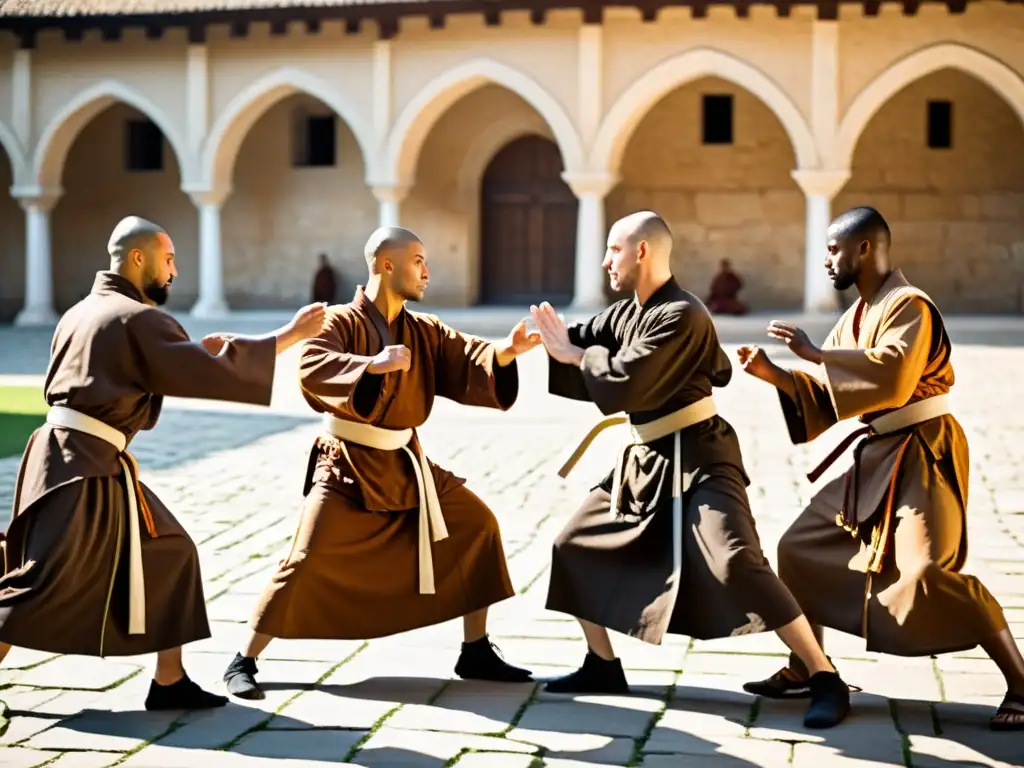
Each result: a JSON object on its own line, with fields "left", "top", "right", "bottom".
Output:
{"left": 479, "top": 135, "right": 577, "bottom": 305}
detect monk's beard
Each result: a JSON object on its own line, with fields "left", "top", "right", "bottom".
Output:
{"left": 143, "top": 279, "right": 171, "bottom": 306}
{"left": 830, "top": 272, "right": 856, "bottom": 291}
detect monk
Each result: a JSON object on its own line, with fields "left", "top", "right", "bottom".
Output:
{"left": 532, "top": 211, "right": 851, "bottom": 729}
{"left": 705, "top": 258, "right": 747, "bottom": 315}
{"left": 223, "top": 226, "right": 540, "bottom": 700}
{"left": 312, "top": 253, "right": 337, "bottom": 304}
{"left": 737, "top": 206, "right": 1024, "bottom": 731}
{"left": 0, "top": 216, "right": 326, "bottom": 710}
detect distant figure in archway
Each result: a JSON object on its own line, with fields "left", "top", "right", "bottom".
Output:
{"left": 312, "top": 253, "right": 338, "bottom": 304}
{"left": 705, "top": 258, "right": 748, "bottom": 315}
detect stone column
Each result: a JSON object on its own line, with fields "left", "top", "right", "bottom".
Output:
{"left": 373, "top": 185, "right": 409, "bottom": 229}
{"left": 791, "top": 169, "right": 850, "bottom": 313}
{"left": 13, "top": 188, "right": 61, "bottom": 327}
{"left": 564, "top": 172, "right": 618, "bottom": 310}
{"left": 189, "top": 189, "right": 230, "bottom": 318}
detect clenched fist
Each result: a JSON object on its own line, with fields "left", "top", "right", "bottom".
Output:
{"left": 288, "top": 302, "right": 328, "bottom": 340}
{"left": 368, "top": 344, "right": 412, "bottom": 374}
{"left": 736, "top": 344, "right": 772, "bottom": 381}
{"left": 200, "top": 332, "right": 234, "bottom": 356}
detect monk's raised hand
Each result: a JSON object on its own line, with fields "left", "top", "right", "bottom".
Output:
{"left": 368, "top": 344, "right": 412, "bottom": 374}
{"left": 766, "top": 320, "right": 822, "bottom": 364}
{"left": 530, "top": 303, "right": 582, "bottom": 365}
{"left": 736, "top": 344, "right": 772, "bottom": 381}
{"left": 200, "top": 332, "right": 234, "bottom": 356}
{"left": 508, "top": 318, "right": 542, "bottom": 355}
{"left": 289, "top": 302, "right": 328, "bottom": 339}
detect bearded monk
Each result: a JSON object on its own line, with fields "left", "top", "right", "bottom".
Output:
{"left": 223, "top": 226, "right": 540, "bottom": 700}
{"left": 0, "top": 216, "right": 325, "bottom": 710}
{"left": 532, "top": 211, "right": 851, "bottom": 729}
{"left": 737, "top": 206, "right": 1024, "bottom": 732}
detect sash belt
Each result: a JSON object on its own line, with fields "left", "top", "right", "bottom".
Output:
{"left": 557, "top": 397, "right": 719, "bottom": 609}
{"left": 322, "top": 415, "right": 448, "bottom": 594}
{"left": 46, "top": 406, "right": 156, "bottom": 636}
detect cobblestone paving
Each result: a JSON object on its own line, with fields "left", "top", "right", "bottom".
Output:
{"left": 0, "top": 320, "right": 1022, "bottom": 767}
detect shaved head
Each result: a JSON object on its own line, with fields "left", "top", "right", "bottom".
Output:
{"left": 824, "top": 206, "right": 892, "bottom": 292}
{"left": 108, "top": 216, "right": 167, "bottom": 264}
{"left": 602, "top": 211, "right": 675, "bottom": 296}
{"left": 614, "top": 210, "right": 674, "bottom": 261}
{"left": 107, "top": 215, "right": 177, "bottom": 306}
{"left": 364, "top": 226, "right": 430, "bottom": 302}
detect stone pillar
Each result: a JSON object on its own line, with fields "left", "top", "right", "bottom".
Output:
{"left": 189, "top": 190, "right": 230, "bottom": 318}
{"left": 373, "top": 185, "right": 408, "bottom": 229}
{"left": 564, "top": 172, "right": 618, "bottom": 310}
{"left": 13, "top": 189, "right": 61, "bottom": 327}
{"left": 791, "top": 169, "right": 851, "bottom": 313}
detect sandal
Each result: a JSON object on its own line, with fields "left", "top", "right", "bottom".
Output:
{"left": 990, "top": 692, "right": 1024, "bottom": 731}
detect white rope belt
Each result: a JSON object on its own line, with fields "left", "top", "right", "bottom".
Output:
{"left": 46, "top": 405, "right": 147, "bottom": 636}
{"left": 557, "top": 397, "right": 719, "bottom": 615}
{"left": 322, "top": 415, "right": 449, "bottom": 594}
{"left": 870, "top": 393, "right": 952, "bottom": 434}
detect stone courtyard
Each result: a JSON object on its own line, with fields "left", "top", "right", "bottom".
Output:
{"left": 0, "top": 313, "right": 1022, "bottom": 768}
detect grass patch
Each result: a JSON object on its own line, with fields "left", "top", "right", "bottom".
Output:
{"left": 0, "top": 386, "right": 47, "bottom": 459}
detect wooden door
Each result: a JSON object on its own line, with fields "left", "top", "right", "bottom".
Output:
{"left": 480, "top": 135, "right": 578, "bottom": 305}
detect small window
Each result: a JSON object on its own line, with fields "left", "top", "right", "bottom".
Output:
{"left": 702, "top": 94, "right": 733, "bottom": 145}
{"left": 294, "top": 114, "right": 336, "bottom": 167}
{"left": 125, "top": 119, "right": 164, "bottom": 171}
{"left": 927, "top": 100, "right": 952, "bottom": 149}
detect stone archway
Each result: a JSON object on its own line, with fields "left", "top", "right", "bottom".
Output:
{"left": 0, "top": 140, "right": 25, "bottom": 322}
{"left": 479, "top": 135, "right": 578, "bottom": 306}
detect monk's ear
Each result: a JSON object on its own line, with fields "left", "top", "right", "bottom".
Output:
{"left": 129, "top": 248, "right": 145, "bottom": 268}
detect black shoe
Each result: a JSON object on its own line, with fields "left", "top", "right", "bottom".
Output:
{"left": 544, "top": 651, "right": 630, "bottom": 695}
{"left": 803, "top": 671, "right": 851, "bottom": 729}
{"left": 742, "top": 664, "right": 814, "bottom": 699}
{"left": 223, "top": 652, "right": 265, "bottom": 700}
{"left": 145, "top": 675, "right": 229, "bottom": 711}
{"left": 454, "top": 636, "right": 533, "bottom": 683}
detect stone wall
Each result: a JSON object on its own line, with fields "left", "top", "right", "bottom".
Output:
{"left": 837, "top": 69, "right": 1024, "bottom": 314}
{"left": 51, "top": 102, "right": 199, "bottom": 312}
{"left": 0, "top": 150, "right": 24, "bottom": 322}
{"left": 608, "top": 77, "right": 803, "bottom": 310}
{"left": 222, "top": 93, "right": 377, "bottom": 309}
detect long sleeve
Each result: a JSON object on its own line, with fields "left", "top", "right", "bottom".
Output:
{"left": 548, "top": 305, "right": 620, "bottom": 402}
{"left": 578, "top": 302, "right": 712, "bottom": 416}
{"left": 129, "top": 309, "right": 275, "bottom": 405}
{"left": 298, "top": 312, "right": 382, "bottom": 420}
{"left": 778, "top": 369, "right": 839, "bottom": 445}
{"left": 433, "top": 318, "right": 518, "bottom": 410}
{"left": 820, "top": 296, "right": 933, "bottom": 421}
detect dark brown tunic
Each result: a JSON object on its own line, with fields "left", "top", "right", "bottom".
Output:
{"left": 545, "top": 279, "right": 802, "bottom": 645}
{"left": 249, "top": 287, "right": 517, "bottom": 639}
{"left": 776, "top": 269, "right": 1007, "bottom": 655}
{"left": 0, "top": 272, "right": 276, "bottom": 657}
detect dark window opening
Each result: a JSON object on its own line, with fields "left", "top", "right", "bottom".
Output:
{"left": 296, "top": 114, "right": 336, "bottom": 167}
{"left": 927, "top": 100, "right": 952, "bottom": 149}
{"left": 702, "top": 94, "right": 734, "bottom": 145}
{"left": 125, "top": 119, "right": 164, "bottom": 171}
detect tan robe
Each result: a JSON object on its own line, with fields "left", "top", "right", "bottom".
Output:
{"left": 777, "top": 269, "right": 1007, "bottom": 655}
{"left": 0, "top": 271, "right": 276, "bottom": 657}
{"left": 544, "top": 279, "right": 802, "bottom": 645}
{"left": 249, "top": 287, "right": 516, "bottom": 639}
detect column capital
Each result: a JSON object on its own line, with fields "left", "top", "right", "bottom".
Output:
{"left": 372, "top": 185, "right": 410, "bottom": 205}
{"left": 561, "top": 171, "right": 619, "bottom": 199}
{"left": 11, "top": 185, "right": 62, "bottom": 212}
{"left": 791, "top": 169, "right": 850, "bottom": 200}
{"left": 184, "top": 185, "right": 231, "bottom": 208}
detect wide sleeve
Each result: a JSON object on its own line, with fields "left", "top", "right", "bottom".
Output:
{"left": 818, "top": 296, "right": 933, "bottom": 421}
{"left": 548, "top": 305, "right": 619, "bottom": 402}
{"left": 298, "top": 311, "right": 382, "bottom": 420}
{"left": 128, "top": 309, "right": 275, "bottom": 405}
{"left": 433, "top": 318, "right": 517, "bottom": 410}
{"left": 576, "top": 302, "right": 713, "bottom": 416}
{"left": 777, "top": 323, "right": 843, "bottom": 445}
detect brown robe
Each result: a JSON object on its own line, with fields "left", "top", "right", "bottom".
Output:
{"left": 0, "top": 271, "right": 276, "bottom": 657}
{"left": 776, "top": 268, "right": 1007, "bottom": 656}
{"left": 545, "top": 279, "right": 802, "bottom": 645}
{"left": 706, "top": 270, "right": 747, "bottom": 316}
{"left": 249, "top": 286, "right": 517, "bottom": 640}
{"left": 312, "top": 265, "right": 337, "bottom": 304}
